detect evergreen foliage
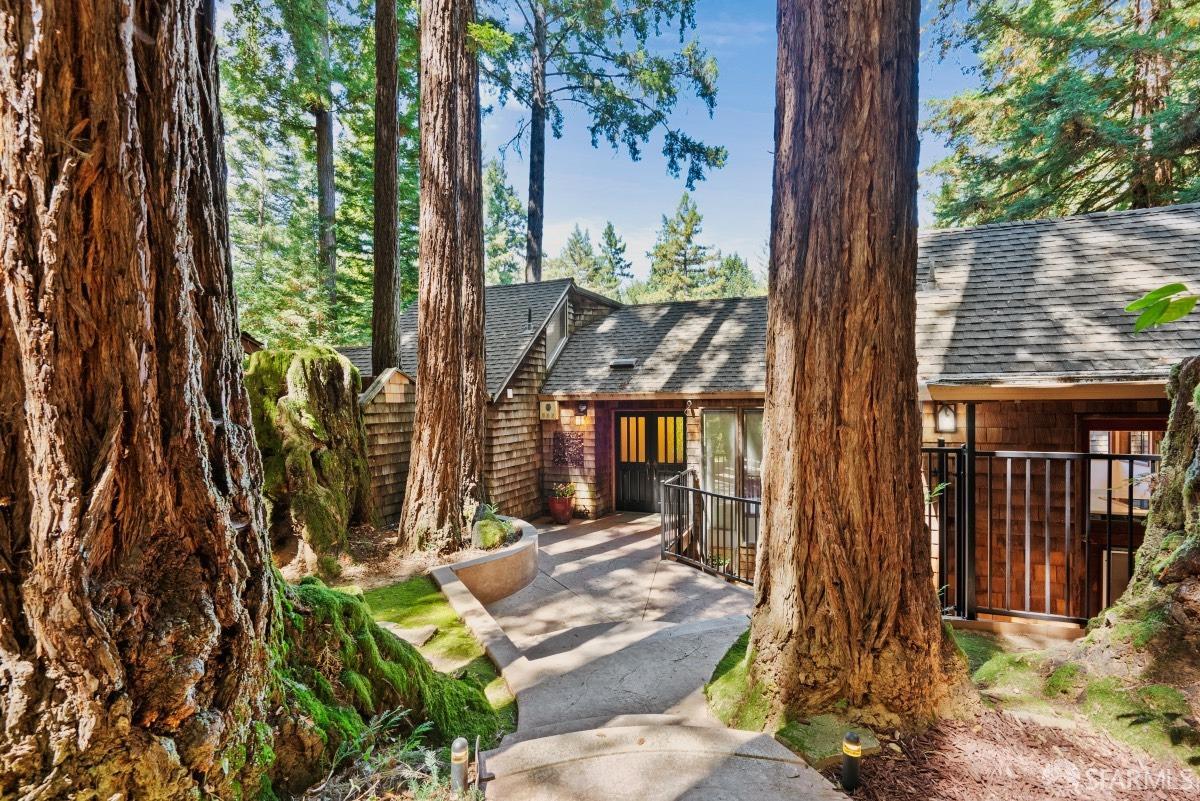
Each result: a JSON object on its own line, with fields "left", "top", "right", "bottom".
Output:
{"left": 483, "top": 158, "right": 527, "bottom": 285}
{"left": 222, "top": 0, "right": 420, "bottom": 346}
{"left": 928, "top": 0, "right": 1200, "bottom": 226}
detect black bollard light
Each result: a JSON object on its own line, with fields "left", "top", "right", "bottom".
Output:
{"left": 840, "top": 731, "right": 862, "bottom": 793}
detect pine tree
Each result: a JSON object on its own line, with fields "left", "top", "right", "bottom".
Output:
{"left": 483, "top": 159, "right": 526, "bottom": 285}
{"left": 221, "top": 0, "right": 420, "bottom": 346}
{"left": 596, "top": 222, "right": 635, "bottom": 297}
{"left": 646, "top": 192, "right": 711, "bottom": 301}
{"left": 545, "top": 225, "right": 600, "bottom": 284}
{"left": 479, "top": 0, "right": 726, "bottom": 281}
{"left": 928, "top": 0, "right": 1200, "bottom": 226}
{"left": 697, "top": 252, "right": 764, "bottom": 299}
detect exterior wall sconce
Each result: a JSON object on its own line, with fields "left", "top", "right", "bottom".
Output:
{"left": 685, "top": 399, "right": 694, "bottom": 417}
{"left": 935, "top": 402, "right": 958, "bottom": 434}
{"left": 575, "top": 401, "right": 589, "bottom": 415}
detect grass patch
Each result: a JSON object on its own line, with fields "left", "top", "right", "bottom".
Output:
{"left": 363, "top": 576, "right": 516, "bottom": 736}
{"left": 950, "top": 628, "right": 1005, "bottom": 673}
{"left": 1083, "top": 678, "right": 1200, "bottom": 769}
{"left": 1042, "top": 663, "right": 1083, "bottom": 698}
{"left": 705, "top": 629, "right": 769, "bottom": 731}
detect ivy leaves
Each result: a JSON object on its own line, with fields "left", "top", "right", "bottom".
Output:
{"left": 1126, "top": 284, "right": 1199, "bottom": 332}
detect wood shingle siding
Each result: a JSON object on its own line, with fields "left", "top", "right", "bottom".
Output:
{"left": 360, "top": 370, "right": 415, "bottom": 525}
{"left": 486, "top": 338, "right": 547, "bottom": 520}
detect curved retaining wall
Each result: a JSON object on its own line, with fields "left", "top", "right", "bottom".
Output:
{"left": 452, "top": 518, "right": 539, "bottom": 604}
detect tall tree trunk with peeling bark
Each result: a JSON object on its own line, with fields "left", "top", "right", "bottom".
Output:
{"left": 373, "top": 0, "right": 402, "bottom": 377}
{"left": 523, "top": 1, "right": 547, "bottom": 283}
{"left": 1130, "top": 0, "right": 1172, "bottom": 208}
{"left": 400, "top": 0, "right": 467, "bottom": 550}
{"left": 0, "top": 0, "right": 274, "bottom": 794}
{"left": 750, "top": 0, "right": 959, "bottom": 728}
{"left": 458, "top": 0, "right": 488, "bottom": 506}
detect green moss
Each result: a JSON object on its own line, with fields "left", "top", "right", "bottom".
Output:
{"left": 705, "top": 629, "right": 770, "bottom": 731}
{"left": 1110, "top": 607, "right": 1168, "bottom": 649}
{"left": 245, "top": 346, "right": 376, "bottom": 562}
{"left": 775, "top": 715, "right": 879, "bottom": 768}
{"left": 1042, "top": 663, "right": 1083, "bottom": 698}
{"left": 950, "top": 628, "right": 1005, "bottom": 674}
{"left": 1083, "top": 678, "right": 1200, "bottom": 769}
{"left": 363, "top": 576, "right": 517, "bottom": 735}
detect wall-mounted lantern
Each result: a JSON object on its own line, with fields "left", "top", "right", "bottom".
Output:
{"left": 575, "top": 401, "right": 589, "bottom": 416}
{"left": 685, "top": 399, "right": 694, "bottom": 417}
{"left": 934, "top": 402, "right": 958, "bottom": 434}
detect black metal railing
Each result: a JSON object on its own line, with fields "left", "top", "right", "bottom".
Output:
{"left": 660, "top": 470, "right": 759, "bottom": 585}
{"left": 660, "top": 447, "right": 1160, "bottom": 623}
{"left": 923, "top": 445, "right": 1160, "bottom": 624}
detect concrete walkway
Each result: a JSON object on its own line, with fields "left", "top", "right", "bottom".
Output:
{"left": 479, "top": 514, "right": 840, "bottom": 800}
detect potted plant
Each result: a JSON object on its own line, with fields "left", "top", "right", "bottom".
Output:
{"left": 548, "top": 482, "right": 576, "bottom": 524}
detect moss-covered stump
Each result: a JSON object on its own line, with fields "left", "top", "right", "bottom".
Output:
{"left": 1079, "top": 358, "right": 1200, "bottom": 693}
{"left": 265, "top": 578, "right": 501, "bottom": 796}
{"left": 246, "top": 346, "right": 376, "bottom": 577}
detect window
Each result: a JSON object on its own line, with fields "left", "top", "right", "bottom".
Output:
{"left": 545, "top": 302, "right": 568, "bottom": 365}
{"left": 1086, "top": 425, "right": 1162, "bottom": 518}
{"left": 701, "top": 409, "right": 764, "bottom": 500}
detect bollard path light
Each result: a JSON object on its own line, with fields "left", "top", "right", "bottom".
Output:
{"left": 450, "top": 736, "right": 469, "bottom": 796}
{"left": 840, "top": 731, "right": 862, "bottom": 793}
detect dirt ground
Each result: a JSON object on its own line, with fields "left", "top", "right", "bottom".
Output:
{"left": 312, "top": 524, "right": 493, "bottom": 590}
{"left": 825, "top": 709, "right": 1198, "bottom": 801}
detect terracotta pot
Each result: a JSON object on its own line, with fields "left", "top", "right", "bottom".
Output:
{"left": 547, "top": 496, "right": 574, "bottom": 525}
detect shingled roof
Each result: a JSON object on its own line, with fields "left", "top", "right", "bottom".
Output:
{"left": 543, "top": 203, "right": 1200, "bottom": 395}
{"left": 541, "top": 296, "right": 768, "bottom": 395}
{"left": 916, "top": 203, "right": 1200, "bottom": 385}
{"left": 339, "top": 278, "right": 594, "bottom": 396}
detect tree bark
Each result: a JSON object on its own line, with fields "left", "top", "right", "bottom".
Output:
{"left": 400, "top": 0, "right": 466, "bottom": 551}
{"left": 373, "top": 0, "right": 402, "bottom": 377}
{"left": 523, "top": 1, "right": 547, "bottom": 283}
{"left": 750, "top": 0, "right": 958, "bottom": 728}
{"left": 458, "top": 0, "right": 489, "bottom": 505}
{"left": 315, "top": 99, "right": 337, "bottom": 311}
{"left": 1130, "top": 0, "right": 1172, "bottom": 208}
{"left": 0, "top": 0, "right": 274, "bottom": 795}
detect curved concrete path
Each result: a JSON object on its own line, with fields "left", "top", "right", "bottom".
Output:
{"left": 479, "top": 514, "right": 839, "bottom": 800}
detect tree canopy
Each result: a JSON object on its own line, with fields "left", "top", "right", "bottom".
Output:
{"left": 927, "top": 0, "right": 1200, "bottom": 226}
{"left": 222, "top": 0, "right": 420, "bottom": 346}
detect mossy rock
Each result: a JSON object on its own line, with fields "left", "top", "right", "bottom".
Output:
{"left": 245, "top": 346, "right": 376, "bottom": 573}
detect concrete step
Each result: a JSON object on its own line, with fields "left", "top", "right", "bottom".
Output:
{"left": 499, "top": 714, "right": 713, "bottom": 747}
{"left": 482, "top": 724, "right": 844, "bottom": 801}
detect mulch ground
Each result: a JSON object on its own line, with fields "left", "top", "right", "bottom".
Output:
{"left": 823, "top": 709, "right": 1198, "bottom": 801}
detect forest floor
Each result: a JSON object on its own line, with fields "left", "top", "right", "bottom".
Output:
{"left": 816, "top": 629, "right": 1200, "bottom": 801}
{"left": 330, "top": 524, "right": 493, "bottom": 590}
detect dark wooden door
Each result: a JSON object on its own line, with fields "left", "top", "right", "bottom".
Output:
{"left": 615, "top": 413, "right": 686, "bottom": 512}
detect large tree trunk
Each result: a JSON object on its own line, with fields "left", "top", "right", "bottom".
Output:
{"left": 1130, "top": 0, "right": 1172, "bottom": 208}
{"left": 315, "top": 99, "right": 337, "bottom": 311}
{"left": 373, "top": 0, "right": 402, "bottom": 377}
{"left": 750, "top": 0, "right": 958, "bottom": 728}
{"left": 1082, "top": 357, "right": 1200, "bottom": 672}
{"left": 400, "top": 0, "right": 466, "bottom": 551}
{"left": 0, "top": 0, "right": 274, "bottom": 795}
{"left": 457, "top": 0, "right": 488, "bottom": 505}
{"left": 523, "top": 1, "right": 547, "bottom": 283}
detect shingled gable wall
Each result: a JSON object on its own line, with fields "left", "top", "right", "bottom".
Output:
{"left": 359, "top": 368, "right": 416, "bottom": 525}
{"left": 486, "top": 290, "right": 617, "bottom": 520}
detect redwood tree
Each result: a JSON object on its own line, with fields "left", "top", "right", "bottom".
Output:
{"left": 750, "top": 0, "right": 959, "bottom": 727}
{"left": 373, "top": 0, "right": 402, "bottom": 376}
{"left": 399, "top": 0, "right": 487, "bottom": 550}
{"left": 0, "top": 0, "right": 273, "bottom": 793}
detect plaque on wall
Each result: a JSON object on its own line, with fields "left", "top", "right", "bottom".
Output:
{"left": 539, "top": 400, "right": 558, "bottom": 421}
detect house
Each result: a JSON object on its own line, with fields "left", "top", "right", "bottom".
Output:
{"left": 347, "top": 202, "right": 1200, "bottom": 627}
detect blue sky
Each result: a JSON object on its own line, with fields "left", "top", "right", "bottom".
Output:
{"left": 482, "top": 0, "right": 979, "bottom": 279}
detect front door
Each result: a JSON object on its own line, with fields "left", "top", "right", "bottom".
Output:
{"left": 615, "top": 412, "right": 686, "bottom": 512}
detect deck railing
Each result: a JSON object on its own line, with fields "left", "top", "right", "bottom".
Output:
{"left": 661, "top": 446, "right": 1161, "bottom": 623}
{"left": 660, "top": 469, "right": 759, "bottom": 585}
